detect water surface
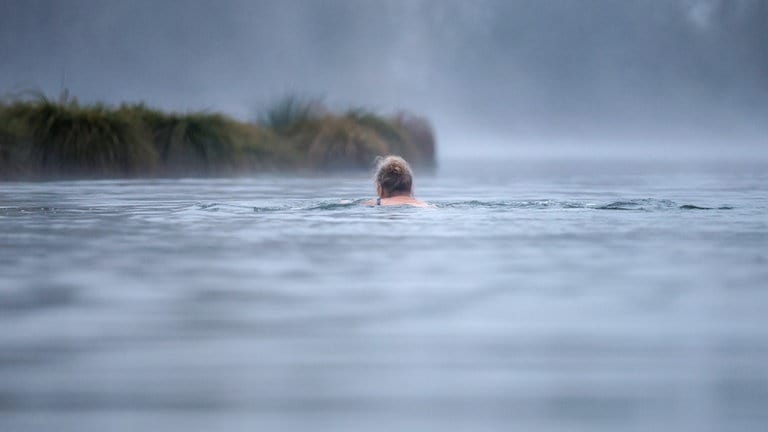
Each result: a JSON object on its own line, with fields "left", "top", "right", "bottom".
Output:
{"left": 1, "top": 158, "right": 767, "bottom": 431}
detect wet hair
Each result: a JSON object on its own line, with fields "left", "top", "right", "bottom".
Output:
{"left": 374, "top": 155, "right": 413, "bottom": 196}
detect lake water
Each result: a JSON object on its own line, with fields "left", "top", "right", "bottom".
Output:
{"left": 1, "top": 158, "right": 767, "bottom": 432}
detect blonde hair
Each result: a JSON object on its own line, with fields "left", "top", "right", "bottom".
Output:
{"left": 374, "top": 155, "right": 413, "bottom": 195}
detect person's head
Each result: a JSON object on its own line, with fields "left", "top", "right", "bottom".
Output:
{"left": 374, "top": 155, "right": 413, "bottom": 198}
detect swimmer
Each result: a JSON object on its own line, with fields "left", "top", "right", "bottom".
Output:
{"left": 364, "top": 155, "right": 429, "bottom": 207}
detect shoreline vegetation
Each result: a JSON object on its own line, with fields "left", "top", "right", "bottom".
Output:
{"left": 0, "top": 94, "right": 436, "bottom": 180}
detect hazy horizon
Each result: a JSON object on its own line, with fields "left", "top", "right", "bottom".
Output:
{"left": 1, "top": 0, "right": 766, "bottom": 160}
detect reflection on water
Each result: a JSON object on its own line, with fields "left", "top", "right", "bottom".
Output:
{"left": 1, "top": 159, "right": 767, "bottom": 431}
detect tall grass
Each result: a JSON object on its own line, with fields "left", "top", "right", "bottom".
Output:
{"left": 256, "top": 95, "right": 324, "bottom": 135}
{"left": 122, "top": 106, "right": 236, "bottom": 174}
{"left": 0, "top": 94, "right": 437, "bottom": 179}
{"left": 0, "top": 121, "right": 16, "bottom": 178}
{"left": 306, "top": 116, "right": 389, "bottom": 169}
{"left": 4, "top": 96, "right": 156, "bottom": 177}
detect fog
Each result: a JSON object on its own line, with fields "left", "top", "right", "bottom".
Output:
{"left": 1, "top": 0, "right": 766, "bottom": 159}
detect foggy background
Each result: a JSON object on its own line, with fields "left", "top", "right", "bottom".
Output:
{"left": 1, "top": 0, "right": 766, "bottom": 160}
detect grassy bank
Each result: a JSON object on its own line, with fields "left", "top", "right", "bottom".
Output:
{"left": 0, "top": 95, "right": 435, "bottom": 180}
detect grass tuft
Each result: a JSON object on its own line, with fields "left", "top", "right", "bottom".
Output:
{"left": 9, "top": 96, "right": 156, "bottom": 177}
{"left": 256, "top": 95, "right": 324, "bottom": 135}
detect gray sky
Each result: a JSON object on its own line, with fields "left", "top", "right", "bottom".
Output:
{"left": 1, "top": 0, "right": 766, "bottom": 159}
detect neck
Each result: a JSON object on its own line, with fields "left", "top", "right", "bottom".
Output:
{"left": 380, "top": 191, "right": 411, "bottom": 199}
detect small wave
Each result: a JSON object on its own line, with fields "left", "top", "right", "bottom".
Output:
{"left": 0, "top": 206, "right": 128, "bottom": 216}
{"left": 194, "top": 201, "right": 359, "bottom": 213}
{"left": 196, "top": 202, "right": 219, "bottom": 210}
{"left": 0, "top": 206, "right": 60, "bottom": 216}
{"left": 252, "top": 205, "right": 290, "bottom": 213}
{"left": 193, "top": 202, "right": 268, "bottom": 214}
{"left": 440, "top": 200, "right": 587, "bottom": 209}
{"left": 439, "top": 199, "right": 733, "bottom": 212}
{"left": 679, "top": 204, "right": 733, "bottom": 210}
{"left": 303, "top": 201, "right": 360, "bottom": 211}
{"left": 251, "top": 201, "right": 359, "bottom": 212}
{"left": 596, "top": 199, "right": 677, "bottom": 211}
{"left": 597, "top": 199, "right": 732, "bottom": 211}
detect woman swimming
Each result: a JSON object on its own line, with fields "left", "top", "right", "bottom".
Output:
{"left": 365, "top": 155, "right": 429, "bottom": 207}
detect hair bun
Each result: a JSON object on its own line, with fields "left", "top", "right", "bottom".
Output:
{"left": 374, "top": 155, "right": 414, "bottom": 195}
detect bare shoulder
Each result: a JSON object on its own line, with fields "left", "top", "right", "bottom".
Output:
{"left": 401, "top": 198, "right": 433, "bottom": 208}
{"left": 410, "top": 200, "right": 432, "bottom": 208}
{"left": 360, "top": 197, "right": 432, "bottom": 207}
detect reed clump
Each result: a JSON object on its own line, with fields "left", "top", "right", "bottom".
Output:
{"left": 0, "top": 94, "right": 436, "bottom": 179}
{"left": 307, "top": 116, "right": 390, "bottom": 169}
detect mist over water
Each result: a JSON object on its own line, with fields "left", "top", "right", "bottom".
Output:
{"left": 2, "top": 2, "right": 768, "bottom": 431}
{"left": 1, "top": 0, "right": 766, "bottom": 158}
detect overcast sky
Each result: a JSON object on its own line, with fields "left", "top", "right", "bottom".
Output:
{"left": 1, "top": 0, "right": 766, "bottom": 159}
